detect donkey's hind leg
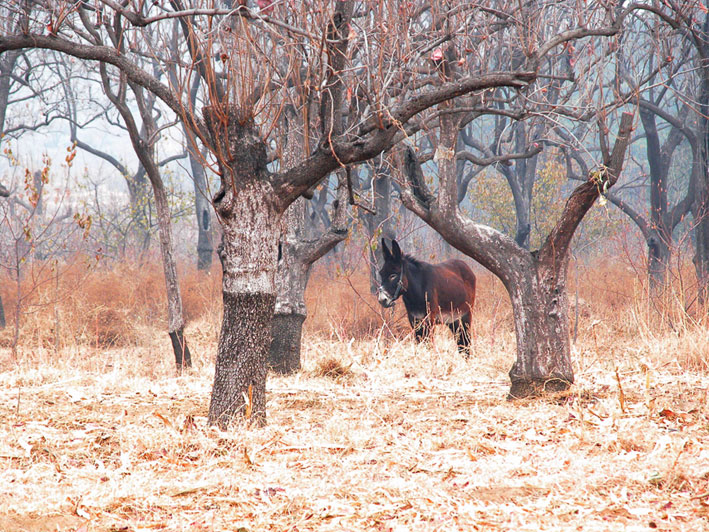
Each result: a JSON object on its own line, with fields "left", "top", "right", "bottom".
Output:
{"left": 448, "top": 314, "right": 472, "bottom": 357}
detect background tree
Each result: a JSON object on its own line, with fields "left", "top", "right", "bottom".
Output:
{"left": 391, "top": 2, "right": 638, "bottom": 397}
{"left": 270, "top": 108, "right": 349, "bottom": 374}
{"left": 57, "top": 23, "right": 193, "bottom": 369}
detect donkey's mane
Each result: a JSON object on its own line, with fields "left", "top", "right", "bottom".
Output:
{"left": 403, "top": 253, "right": 424, "bottom": 269}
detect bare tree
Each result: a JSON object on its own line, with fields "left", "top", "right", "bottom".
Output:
{"left": 629, "top": 3, "right": 709, "bottom": 302}
{"left": 269, "top": 105, "right": 349, "bottom": 373}
{"left": 400, "top": 112, "right": 633, "bottom": 398}
{"left": 57, "top": 23, "right": 193, "bottom": 369}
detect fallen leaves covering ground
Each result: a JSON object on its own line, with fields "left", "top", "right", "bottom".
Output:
{"left": 1, "top": 325, "right": 709, "bottom": 532}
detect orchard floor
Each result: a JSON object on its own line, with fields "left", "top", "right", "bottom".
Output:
{"left": 1, "top": 323, "right": 709, "bottom": 532}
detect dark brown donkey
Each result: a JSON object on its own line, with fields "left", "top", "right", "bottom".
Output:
{"left": 377, "top": 239, "right": 476, "bottom": 355}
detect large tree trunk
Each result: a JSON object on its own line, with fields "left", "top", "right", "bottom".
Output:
{"left": 507, "top": 253, "right": 574, "bottom": 398}
{"left": 205, "top": 106, "right": 282, "bottom": 427}
{"left": 210, "top": 181, "right": 280, "bottom": 426}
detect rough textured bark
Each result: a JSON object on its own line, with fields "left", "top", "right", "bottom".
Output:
{"left": 270, "top": 313, "right": 306, "bottom": 374}
{"left": 268, "top": 102, "right": 349, "bottom": 374}
{"left": 205, "top": 105, "right": 282, "bottom": 426}
{"left": 209, "top": 291, "right": 274, "bottom": 426}
{"left": 400, "top": 112, "right": 634, "bottom": 399}
{"left": 271, "top": 197, "right": 308, "bottom": 374}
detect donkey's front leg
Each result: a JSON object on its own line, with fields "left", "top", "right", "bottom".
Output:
{"left": 411, "top": 317, "right": 432, "bottom": 343}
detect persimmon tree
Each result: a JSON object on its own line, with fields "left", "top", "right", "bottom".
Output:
{"left": 391, "top": 2, "right": 640, "bottom": 397}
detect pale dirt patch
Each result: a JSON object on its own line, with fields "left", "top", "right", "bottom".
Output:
{"left": 1, "top": 322, "right": 708, "bottom": 531}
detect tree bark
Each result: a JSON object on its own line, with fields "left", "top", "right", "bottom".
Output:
{"left": 151, "top": 173, "right": 192, "bottom": 370}
{"left": 210, "top": 179, "right": 280, "bottom": 425}
{"left": 270, "top": 175, "right": 348, "bottom": 374}
{"left": 270, "top": 312, "right": 306, "bottom": 374}
{"left": 210, "top": 291, "right": 274, "bottom": 426}
{"left": 205, "top": 105, "right": 282, "bottom": 426}
{"left": 693, "top": 25, "right": 709, "bottom": 304}
{"left": 506, "top": 252, "right": 574, "bottom": 398}
{"left": 271, "top": 197, "right": 308, "bottom": 374}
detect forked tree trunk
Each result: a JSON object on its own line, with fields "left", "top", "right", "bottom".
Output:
{"left": 506, "top": 253, "right": 574, "bottom": 398}
{"left": 400, "top": 112, "right": 634, "bottom": 399}
{"left": 269, "top": 105, "right": 349, "bottom": 374}
{"left": 270, "top": 177, "right": 348, "bottom": 373}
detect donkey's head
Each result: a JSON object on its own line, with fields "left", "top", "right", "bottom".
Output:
{"left": 377, "top": 238, "right": 405, "bottom": 308}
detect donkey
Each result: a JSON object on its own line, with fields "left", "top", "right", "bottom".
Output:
{"left": 377, "top": 238, "right": 476, "bottom": 355}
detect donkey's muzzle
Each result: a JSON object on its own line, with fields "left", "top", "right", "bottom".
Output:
{"left": 377, "top": 288, "right": 396, "bottom": 308}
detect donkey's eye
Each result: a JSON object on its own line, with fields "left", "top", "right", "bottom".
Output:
{"left": 389, "top": 274, "right": 398, "bottom": 281}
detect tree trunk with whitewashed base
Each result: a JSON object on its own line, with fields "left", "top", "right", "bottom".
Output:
{"left": 205, "top": 106, "right": 281, "bottom": 426}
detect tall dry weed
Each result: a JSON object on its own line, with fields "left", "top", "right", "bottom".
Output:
{"left": 0, "top": 255, "right": 222, "bottom": 353}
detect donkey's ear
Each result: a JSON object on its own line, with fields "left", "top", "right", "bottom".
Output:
{"left": 381, "top": 238, "right": 391, "bottom": 260}
{"left": 391, "top": 239, "right": 402, "bottom": 260}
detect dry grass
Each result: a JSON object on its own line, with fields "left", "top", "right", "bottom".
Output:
{"left": 1, "top": 259, "right": 709, "bottom": 531}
